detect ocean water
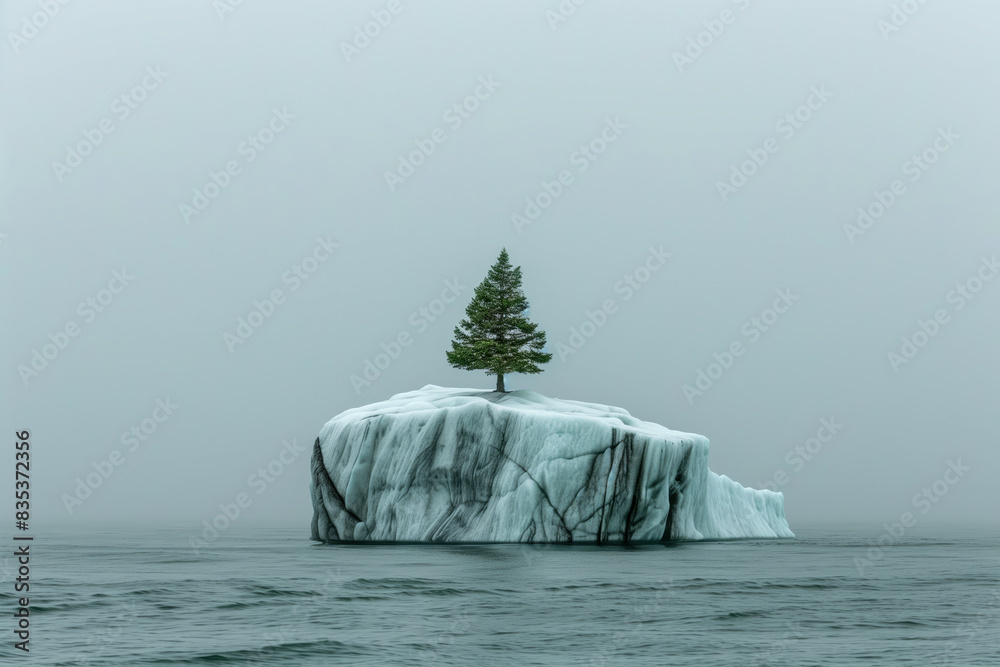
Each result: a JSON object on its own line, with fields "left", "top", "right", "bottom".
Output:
{"left": 8, "top": 525, "right": 999, "bottom": 666}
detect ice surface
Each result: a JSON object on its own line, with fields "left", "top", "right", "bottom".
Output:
{"left": 310, "top": 386, "right": 792, "bottom": 543}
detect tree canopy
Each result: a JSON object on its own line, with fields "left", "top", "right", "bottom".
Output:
{"left": 446, "top": 249, "right": 552, "bottom": 392}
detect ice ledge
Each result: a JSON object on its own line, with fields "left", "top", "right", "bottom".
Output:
{"left": 310, "top": 386, "right": 792, "bottom": 543}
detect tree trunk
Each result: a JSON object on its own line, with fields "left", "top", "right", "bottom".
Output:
{"left": 495, "top": 373, "right": 505, "bottom": 393}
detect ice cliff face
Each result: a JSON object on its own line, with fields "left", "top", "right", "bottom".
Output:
{"left": 310, "top": 386, "right": 792, "bottom": 543}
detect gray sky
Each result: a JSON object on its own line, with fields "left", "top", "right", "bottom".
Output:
{"left": 2, "top": 0, "right": 998, "bottom": 532}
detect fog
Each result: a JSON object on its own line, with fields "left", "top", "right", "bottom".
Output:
{"left": 2, "top": 0, "right": 998, "bottom": 533}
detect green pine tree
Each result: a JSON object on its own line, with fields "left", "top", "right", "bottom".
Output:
{"left": 447, "top": 248, "right": 552, "bottom": 392}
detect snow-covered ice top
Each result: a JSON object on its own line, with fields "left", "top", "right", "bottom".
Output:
{"left": 310, "top": 385, "right": 793, "bottom": 543}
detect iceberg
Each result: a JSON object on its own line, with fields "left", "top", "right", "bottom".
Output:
{"left": 310, "top": 386, "right": 792, "bottom": 543}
